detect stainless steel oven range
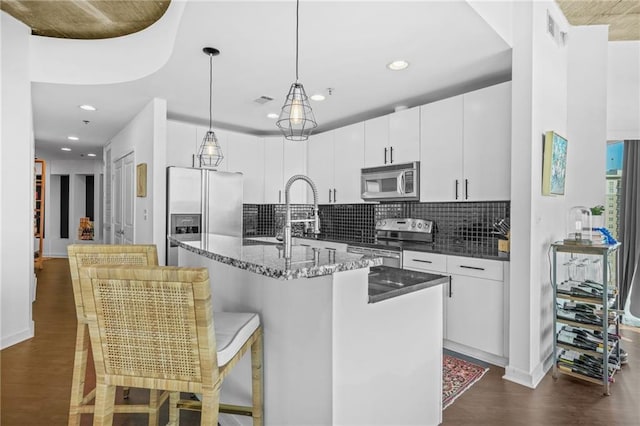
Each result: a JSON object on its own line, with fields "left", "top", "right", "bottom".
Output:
{"left": 346, "top": 218, "right": 434, "bottom": 268}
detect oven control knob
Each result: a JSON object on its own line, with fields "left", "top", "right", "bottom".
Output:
{"left": 410, "top": 221, "right": 416, "bottom": 228}
{"left": 382, "top": 220, "right": 386, "bottom": 227}
{"left": 417, "top": 222, "right": 423, "bottom": 229}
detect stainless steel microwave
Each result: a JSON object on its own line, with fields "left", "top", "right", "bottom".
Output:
{"left": 361, "top": 161, "right": 420, "bottom": 201}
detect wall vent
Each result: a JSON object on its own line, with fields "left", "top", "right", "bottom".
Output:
{"left": 254, "top": 96, "right": 274, "bottom": 105}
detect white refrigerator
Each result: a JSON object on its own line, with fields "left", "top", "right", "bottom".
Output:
{"left": 166, "top": 166, "right": 243, "bottom": 265}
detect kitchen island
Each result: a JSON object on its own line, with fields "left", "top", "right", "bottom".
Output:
{"left": 171, "top": 233, "right": 446, "bottom": 426}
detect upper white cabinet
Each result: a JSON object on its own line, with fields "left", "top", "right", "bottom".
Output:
{"left": 419, "top": 95, "right": 464, "bottom": 201}
{"left": 333, "top": 123, "right": 365, "bottom": 203}
{"left": 462, "top": 82, "right": 511, "bottom": 201}
{"left": 307, "top": 123, "right": 365, "bottom": 204}
{"left": 227, "top": 132, "right": 265, "bottom": 204}
{"left": 263, "top": 136, "right": 307, "bottom": 204}
{"left": 307, "top": 131, "right": 335, "bottom": 204}
{"left": 364, "top": 107, "right": 420, "bottom": 167}
{"left": 283, "top": 138, "right": 308, "bottom": 204}
{"left": 420, "top": 82, "right": 511, "bottom": 201}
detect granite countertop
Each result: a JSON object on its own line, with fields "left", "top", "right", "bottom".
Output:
{"left": 368, "top": 265, "right": 449, "bottom": 303}
{"left": 169, "top": 233, "right": 381, "bottom": 280}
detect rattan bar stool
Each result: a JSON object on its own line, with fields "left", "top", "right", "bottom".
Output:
{"left": 79, "top": 265, "right": 263, "bottom": 426}
{"left": 67, "top": 244, "right": 168, "bottom": 426}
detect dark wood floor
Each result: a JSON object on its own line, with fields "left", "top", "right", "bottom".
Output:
{"left": 2, "top": 258, "right": 639, "bottom": 425}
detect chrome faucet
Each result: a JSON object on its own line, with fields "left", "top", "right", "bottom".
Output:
{"left": 284, "top": 175, "right": 320, "bottom": 258}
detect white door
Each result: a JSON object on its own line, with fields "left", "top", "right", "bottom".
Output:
{"left": 113, "top": 152, "right": 135, "bottom": 244}
{"left": 283, "top": 138, "right": 307, "bottom": 204}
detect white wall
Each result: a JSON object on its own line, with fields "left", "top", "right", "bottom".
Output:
{"left": 607, "top": 41, "right": 640, "bottom": 140}
{"left": 1, "top": 13, "right": 35, "bottom": 349}
{"left": 107, "top": 98, "right": 167, "bottom": 263}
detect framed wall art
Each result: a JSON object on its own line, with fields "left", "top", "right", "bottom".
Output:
{"left": 136, "top": 163, "right": 147, "bottom": 197}
{"left": 542, "top": 131, "right": 568, "bottom": 196}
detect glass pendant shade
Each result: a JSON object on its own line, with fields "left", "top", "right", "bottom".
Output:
{"left": 197, "top": 129, "right": 223, "bottom": 168}
{"left": 277, "top": 82, "right": 317, "bottom": 141}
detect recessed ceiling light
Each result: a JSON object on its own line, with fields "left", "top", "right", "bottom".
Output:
{"left": 79, "top": 104, "right": 97, "bottom": 111}
{"left": 267, "top": 113, "right": 279, "bottom": 119}
{"left": 87, "top": 153, "right": 96, "bottom": 157}
{"left": 310, "top": 94, "right": 325, "bottom": 101}
{"left": 67, "top": 136, "right": 79, "bottom": 141}
{"left": 387, "top": 60, "right": 409, "bottom": 71}
{"left": 61, "top": 147, "right": 72, "bottom": 151}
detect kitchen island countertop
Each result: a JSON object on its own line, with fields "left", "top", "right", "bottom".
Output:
{"left": 168, "top": 233, "right": 382, "bottom": 280}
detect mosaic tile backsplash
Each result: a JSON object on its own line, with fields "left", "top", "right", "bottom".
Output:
{"left": 243, "top": 201, "right": 510, "bottom": 257}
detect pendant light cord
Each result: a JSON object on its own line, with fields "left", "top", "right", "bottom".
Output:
{"left": 295, "top": 0, "right": 299, "bottom": 82}
{"left": 208, "top": 53, "right": 213, "bottom": 131}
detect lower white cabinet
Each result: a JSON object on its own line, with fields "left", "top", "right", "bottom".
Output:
{"left": 404, "top": 251, "right": 508, "bottom": 365}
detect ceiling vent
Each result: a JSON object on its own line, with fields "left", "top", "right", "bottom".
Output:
{"left": 254, "top": 96, "right": 274, "bottom": 105}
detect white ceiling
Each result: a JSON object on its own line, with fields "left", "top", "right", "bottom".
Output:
{"left": 31, "top": 1, "right": 512, "bottom": 161}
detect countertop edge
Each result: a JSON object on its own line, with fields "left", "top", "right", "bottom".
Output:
{"left": 170, "top": 235, "right": 382, "bottom": 280}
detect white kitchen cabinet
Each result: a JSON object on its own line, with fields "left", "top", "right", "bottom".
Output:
{"left": 307, "top": 131, "right": 334, "bottom": 204}
{"left": 420, "top": 82, "right": 511, "bottom": 201}
{"left": 195, "top": 126, "right": 229, "bottom": 171}
{"left": 364, "top": 107, "right": 420, "bottom": 167}
{"left": 404, "top": 250, "right": 508, "bottom": 365}
{"left": 332, "top": 123, "right": 365, "bottom": 203}
{"left": 307, "top": 123, "right": 364, "bottom": 204}
{"left": 263, "top": 136, "right": 284, "bottom": 203}
{"left": 227, "top": 132, "right": 265, "bottom": 204}
{"left": 283, "top": 138, "right": 307, "bottom": 204}
{"left": 463, "top": 81, "right": 511, "bottom": 201}
{"left": 263, "top": 136, "right": 307, "bottom": 204}
{"left": 446, "top": 255, "right": 505, "bottom": 359}
{"left": 419, "top": 95, "right": 464, "bottom": 201}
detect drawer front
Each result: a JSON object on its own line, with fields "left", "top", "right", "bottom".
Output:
{"left": 403, "top": 250, "right": 447, "bottom": 273}
{"left": 446, "top": 255, "right": 503, "bottom": 281}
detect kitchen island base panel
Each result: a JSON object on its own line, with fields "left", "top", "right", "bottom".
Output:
{"left": 179, "top": 247, "right": 443, "bottom": 426}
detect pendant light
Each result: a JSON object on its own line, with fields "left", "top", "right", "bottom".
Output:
{"left": 276, "top": 0, "right": 317, "bottom": 141}
{"left": 197, "top": 47, "right": 224, "bottom": 168}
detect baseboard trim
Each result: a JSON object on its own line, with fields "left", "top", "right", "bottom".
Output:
{"left": 443, "top": 340, "right": 507, "bottom": 367}
{"left": 502, "top": 359, "right": 549, "bottom": 389}
{"left": 1, "top": 322, "right": 34, "bottom": 350}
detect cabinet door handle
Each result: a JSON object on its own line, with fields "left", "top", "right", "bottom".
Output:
{"left": 329, "top": 189, "right": 332, "bottom": 203}
{"left": 390, "top": 146, "right": 394, "bottom": 163}
{"left": 412, "top": 259, "right": 432, "bottom": 264}
{"left": 449, "top": 276, "right": 452, "bottom": 298}
{"left": 384, "top": 147, "right": 388, "bottom": 164}
{"left": 279, "top": 190, "right": 282, "bottom": 204}
{"left": 459, "top": 265, "right": 485, "bottom": 271}
{"left": 465, "top": 179, "right": 469, "bottom": 200}
{"left": 333, "top": 188, "right": 337, "bottom": 203}
{"left": 455, "top": 180, "right": 459, "bottom": 200}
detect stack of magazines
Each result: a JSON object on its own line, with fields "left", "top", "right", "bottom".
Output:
{"left": 557, "top": 348, "right": 619, "bottom": 381}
